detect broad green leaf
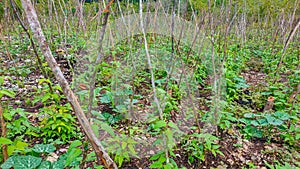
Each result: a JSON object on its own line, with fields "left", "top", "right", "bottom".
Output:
{"left": 274, "top": 111, "right": 290, "bottom": 120}
{"left": 126, "top": 138, "right": 137, "bottom": 144}
{"left": 99, "top": 92, "right": 113, "bottom": 104}
{"left": 250, "top": 120, "right": 260, "bottom": 126}
{"left": 33, "top": 144, "right": 56, "bottom": 153}
{"left": 15, "top": 141, "right": 28, "bottom": 150}
{"left": 158, "top": 156, "right": 167, "bottom": 163}
{"left": 52, "top": 159, "right": 65, "bottom": 169}
{"left": 69, "top": 140, "right": 82, "bottom": 150}
{"left": 149, "top": 161, "right": 163, "bottom": 168}
{"left": 1, "top": 156, "right": 16, "bottom": 169}
{"left": 0, "top": 137, "right": 13, "bottom": 145}
{"left": 38, "top": 78, "right": 51, "bottom": 85}
{"left": 253, "top": 129, "right": 263, "bottom": 138}
{"left": 244, "top": 113, "right": 255, "bottom": 118}
{"left": 38, "top": 161, "right": 51, "bottom": 169}
{"left": 269, "top": 119, "right": 283, "bottom": 126}
{"left": 261, "top": 92, "right": 272, "bottom": 96}
{"left": 65, "top": 148, "right": 82, "bottom": 167}
{"left": 153, "top": 120, "right": 166, "bottom": 130}
{"left": 150, "top": 152, "right": 161, "bottom": 160}
{"left": 14, "top": 155, "right": 42, "bottom": 169}
{"left": 257, "top": 118, "right": 268, "bottom": 126}
{"left": 164, "top": 163, "right": 173, "bottom": 169}
{"left": 0, "top": 76, "right": 4, "bottom": 84}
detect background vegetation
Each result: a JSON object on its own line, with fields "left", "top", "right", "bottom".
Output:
{"left": 0, "top": 0, "right": 299, "bottom": 168}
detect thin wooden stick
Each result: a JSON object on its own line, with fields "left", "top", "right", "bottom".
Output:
{"left": 0, "top": 106, "right": 8, "bottom": 161}
{"left": 20, "top": 0, "right": 117, "bottom": 168}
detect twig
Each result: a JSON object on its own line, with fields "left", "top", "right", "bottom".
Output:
{"left": 0, "top": 106, "right": 8, "bottom": 161}
{"left": 10, "top": 0, "right": 53, "bottom": 93}
{"left": 90, "top": 0, "right": 115, "bottom": 21}
{"left": 0, "top": 24, "right": 16, "bottom": 67}
{"left": 274, "top": 18, "right": 300, "bottom": 82}
{"left": 87, "top": 0, "right": 114, "bottom": 118}
{"left": 139, "top": 0, "right": 163, "bottom": 120}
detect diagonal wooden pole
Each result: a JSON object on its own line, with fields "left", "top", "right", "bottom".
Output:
{"left": 20, "top": 0, "right": 117, "bottom": 168}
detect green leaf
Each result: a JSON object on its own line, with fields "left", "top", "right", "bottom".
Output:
{"left": 150, "top": 153, "right": 161, "bottom": 160}
{"left": 150, "top": 161, "right": 163, "bottom": 168}
{"left": 7, "top": 145, "right": 16, "bottom": 156}
{"left": 164, "top": 163, "right": 173, "bottom": 169}
{"left": 38, "top": 161, "right": 51, "bottom": 169}
{"left": 1, "top": 156, "right": 15, "bottom": 169}
{"left": 0, "top": 89, "right": 16, "bottom": 98}
{"left": 65, "top": 148, "right": 82, "bottom": 167}
{"left": 33, "top": 144, "right": 56, "bottom": 153}
{"left": 128, "top": 144, "right": 137, "bottom": 157}
{"left": 250, "top": 120, "right": 260, "bottom": 126}
{"left": 168, "top": 121, "right": 179, "bottom": 130}
{"left": 52, "top": 159, "right": 65, "bottom": 169}
{"left": 0, "top": 137, "right": 13, "bottom": 145}
{"left": 261, "top": 91, "right": 272, "bottom": 96}
{"left": 100, "top": 123, "right": 115, "bottom": 137}
{"left": 122, "top": 142, "right": 127, "bottom": 149}
{"left": 274, "top": 111, "right": 290, "bottom": 120}
{"left": 41, "top": 93, "right": 51, "bottom": 103}
{"left": 91, "top": 123, "right": 99, "bottom": 136}
{"left": 38, "top": 78, "right": 51, "bottom": 85}
{"left": 15, "top": 141, "right": 29, "bottom": 151}
{"left": 158, "top": 156, "right": 167, "bottom": 163}
{"left": 153, "top": 120, "right": 167, "bottom": 130}
{"left": 265, "top": 114, "right": 283, "bottom": 126}
{"left": 257, "top": 118, "right": 268, "bottom": 126}
{"left": 100, "top": 92, "right": 113, "bottom": 104}
{"left": 69, "top": 140, "right": 82, "bottom": 150}
{"left": 117, "top": 155, "right": 124, "bottom": 167}
{"left": 269, "top": 119, "right": 283, "bottom": 126}
{"left": 244, "top": 113, "right": 255, "bottom": 118}
{"left": 14, "top": 155, "right": 42, "bottom": 169}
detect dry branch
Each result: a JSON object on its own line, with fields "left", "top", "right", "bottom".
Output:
{"left": 0, "top": 106, "right": 8, "bottom": 161}
{"left": 20, "top": 0, "right": 117, "bottom": 168}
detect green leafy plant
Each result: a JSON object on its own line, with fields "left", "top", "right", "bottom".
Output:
{"left": 1, "top": 141, "right": 83, "bottom": 169}
{"left": 240, "top": 111, "right": 293, "bottom": 140}
{"left": 182, "top": 133, "right": 224, "bottom": 163}
{"left": 33, "top": 82, "right": 63, "bottom": 106}
{"left": 280, "top": 123, "right": 300, "bottom": 147}
{"left": 0, "top": 137, "right": 29, "bottom": 156}
{"left": 0, "top": 76, "right": 16, "bottom": 99}
{"left": 264, "top": 161, "right": 295, "bottom": 169}
{"left": 218, "top": 111, "right": 237, "bottom": 130}
{"left": 3, "top": 107, "right": 39, "bottom": 139}
{"left": 149, "top": 122, "right": 183, "bottom": 169}
{"left": 149, "top": 150, "right": 179, "bottom": 169}
{"left": 106, "top": 134, "right": 139, "bottom": 167}
{"left": 40, "top": 104, "right": 80, "bottom": 143}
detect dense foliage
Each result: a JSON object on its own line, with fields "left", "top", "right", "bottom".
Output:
{"left": 0, "top": 0, "right": 299, "bottom": 168}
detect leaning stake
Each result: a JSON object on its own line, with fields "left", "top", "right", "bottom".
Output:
{"left": 20, "top": 0, "right": 117, "bottom": 168}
